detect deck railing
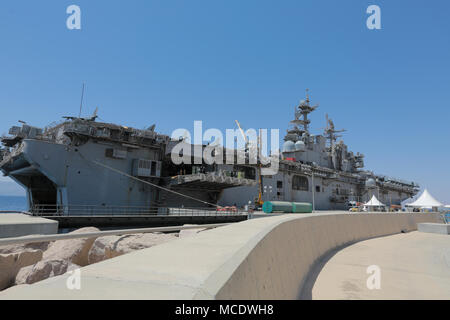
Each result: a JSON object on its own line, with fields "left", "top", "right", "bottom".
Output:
{"left": 30, "top": 204, "right": 247, "bottom": 217}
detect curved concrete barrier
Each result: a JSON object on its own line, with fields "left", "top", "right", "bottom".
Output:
{"left": 0, "top": 212, "right": 439, "bottom": 300}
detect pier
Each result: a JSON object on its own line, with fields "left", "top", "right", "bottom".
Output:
{"left": 27, "top": 206, "right": 248, "bottom": 229}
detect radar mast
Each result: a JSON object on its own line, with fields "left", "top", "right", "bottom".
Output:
{"left": 324, "top": 113, "right": 346, "bottom": 150}
{"left": 286, "top": 89, "right": 319, "bottom": 142}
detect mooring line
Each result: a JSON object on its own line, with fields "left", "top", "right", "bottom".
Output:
{"left": 77, "top": 151, "right": 219, "bottom": 207}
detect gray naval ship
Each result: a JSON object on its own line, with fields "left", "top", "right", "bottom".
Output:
{"left": 0, "top": 93, "right": 419, "bottom": 214}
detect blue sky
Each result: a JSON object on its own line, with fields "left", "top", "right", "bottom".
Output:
{"left": 0, "top": 0, "right": 449, "bottom": 203}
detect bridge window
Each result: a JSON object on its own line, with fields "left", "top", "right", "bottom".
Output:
{"left": 292, "top": 175, "right": 309, "bottom": 191}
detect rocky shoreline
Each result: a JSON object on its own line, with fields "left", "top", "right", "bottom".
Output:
{"left": 0, "top": 225, "right": 205, "bottom": 291}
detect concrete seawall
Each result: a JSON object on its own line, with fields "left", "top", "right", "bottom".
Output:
{"left": 213, "top": 213, "right": 440, "bottom": 299}
{"left": 0, "top": 212, "right": 439, "bottom": 299}
{"left": 0, "top": 214, "right": 58, "bottom": 239}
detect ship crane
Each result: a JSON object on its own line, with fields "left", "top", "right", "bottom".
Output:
{"left": 235, "top": 120, "right": 264, "bottom": 207}
{"left": 235, "top": 120, "right": 249, "bottom": 151}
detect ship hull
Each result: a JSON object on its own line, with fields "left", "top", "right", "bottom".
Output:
{"left": 218, "top": 170, "right": 415, "bottom": 210}
{"left": 1, "top": 139, "right": 161, "bottom": 213}
{"left": 1, "top": 139, "right": 416, "bottom": 213}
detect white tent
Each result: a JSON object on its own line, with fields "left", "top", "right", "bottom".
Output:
{"left": 405, "top": 189, "right": 443, "bottom": 208}
{"left": 364, "top": 195, "right": 385, "bottom": 207}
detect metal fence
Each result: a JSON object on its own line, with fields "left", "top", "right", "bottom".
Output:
{"left": 30, "top": 204, "right": 247, "bottom": 217}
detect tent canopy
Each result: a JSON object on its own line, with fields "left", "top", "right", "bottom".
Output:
{"left": 364, "top": 195, "right": 385, "bottom": 207}
{"left": 405, "top": 189, "right": 443, "bottom": 208}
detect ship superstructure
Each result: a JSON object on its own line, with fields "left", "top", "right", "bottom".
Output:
{"left": 218, "top": 92, "right": 419, "bottom": 209}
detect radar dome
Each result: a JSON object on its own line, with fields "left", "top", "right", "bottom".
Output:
{"left": 294, "top": 141, "right": 305, "bottom": 151}
{"left": 365, "top": 178, "right": 376, "bottom": 188}
{"left": 282, "top": 141, "right": 295, "bottom": 152}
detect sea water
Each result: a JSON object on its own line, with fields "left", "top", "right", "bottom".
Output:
{"left": 0, "top": 195, "right": 27, "bottom": 212}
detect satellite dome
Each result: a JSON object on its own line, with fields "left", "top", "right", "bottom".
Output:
{"left": 294, "top": 140, "right": 305, "bottom": 151}
{"left": 282, "top": 140, "right": 295, "bottom": 152}
{"left": 365, "top": 178, "right": 376, "bottom": 188}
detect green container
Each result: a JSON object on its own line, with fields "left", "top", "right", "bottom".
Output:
{"left": 263, "top": 201, "right": 313, "bottom": 214}
{"left": 262, "top": 201, "right": 294, "bottom": 213}
{"left": 292, "top": 202, "right": 313, "bottom": 213}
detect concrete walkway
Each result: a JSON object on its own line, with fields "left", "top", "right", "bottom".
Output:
{"left": 312, "top": 231, "right": 450, "bottom": 300}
